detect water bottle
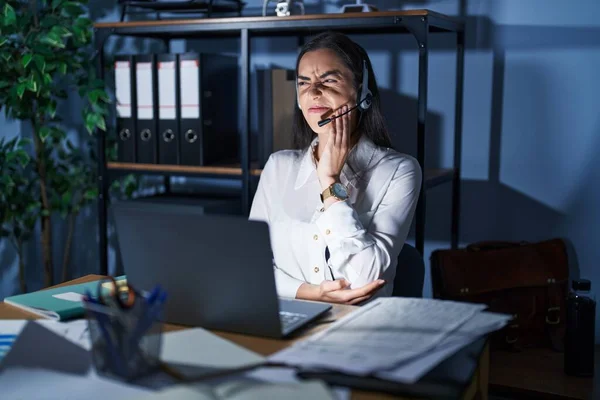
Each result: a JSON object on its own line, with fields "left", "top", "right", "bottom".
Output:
{"left": 564, "top": 279, "right": 596, "bottom": 377}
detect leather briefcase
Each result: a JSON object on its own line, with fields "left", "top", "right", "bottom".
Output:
{"left": 430, "top": 239, "right": 569, "bottom": 352}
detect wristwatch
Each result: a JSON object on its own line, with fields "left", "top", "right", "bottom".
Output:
{"left": 320, "top": 182, "right": 349, "bottom": 202}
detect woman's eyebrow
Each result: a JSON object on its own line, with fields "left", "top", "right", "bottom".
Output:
{"left": 297, "top": 69, "right": 344, "bottom": 81}
{"left": 319, "top": 69, "right": 343, "bottom": 79}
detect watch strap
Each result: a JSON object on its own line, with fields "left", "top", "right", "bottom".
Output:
{"left": 320, "top": 185, "right": 333, "bottom": 202}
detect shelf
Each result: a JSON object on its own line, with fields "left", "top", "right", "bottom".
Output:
{"left": 93, "top": 10, "right": 464, "bottom": 39}
{"left": 121, "top": 0, "right": 243, "bottom": 14}
{"left": 107, "top": 162, "right": 453, "bottom": 189}
{"left": 107, "top": 161, "right": 262, "bottom": 177}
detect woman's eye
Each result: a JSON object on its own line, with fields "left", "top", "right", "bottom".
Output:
{"left": 297, "top": 81, "right": 306, "bottom": 86}
{"left": 324, "top": 79, "right": 337, "bottom": 84}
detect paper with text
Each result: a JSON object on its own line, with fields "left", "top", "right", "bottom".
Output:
{"left": 375, "top": 311, "right": 511, "bottom": 383}
{"left": 269, "top": 298, "right": 487, "bottom": 375}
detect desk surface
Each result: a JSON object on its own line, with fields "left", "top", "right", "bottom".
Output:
{"left": 0, "top": 275, "right": 488, "bottom": 400}
{"left": 490, "top": 347, "right": 597, "bottom": 400}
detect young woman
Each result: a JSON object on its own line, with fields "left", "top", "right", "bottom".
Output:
{"left": 250, "top": 31, "right": 422, "bottom": 305}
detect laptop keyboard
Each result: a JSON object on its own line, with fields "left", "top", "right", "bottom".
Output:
{"left": 279, "top": 310, "right": 309, "bottom": 330}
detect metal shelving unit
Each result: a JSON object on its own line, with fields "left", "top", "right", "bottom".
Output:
{"left": 93, "top": 9, "right": 465, "bottom": 275}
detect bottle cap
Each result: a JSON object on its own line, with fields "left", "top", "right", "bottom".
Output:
{"left": 572, "top": 279, "right": 591, "bottom": 291}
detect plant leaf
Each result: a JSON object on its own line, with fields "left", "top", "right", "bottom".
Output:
{"left": 39, "top": 126, "right": 51, "bottom": 142}
{"left": 22, "top": 54, "right": 33, "bottom": 68}
{"left": 16, "top": 82, "right": 26, "bottom": 98}
{"left": 33, "top": 55, "right": 45, "bottom": 72}
{"left": 4, "top": 4, "right": 16, "bottom": 26}
{"left": 96, "top": 115, "right": 106, "bottom": 131}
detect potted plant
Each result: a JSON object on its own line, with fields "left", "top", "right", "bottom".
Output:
{"left": 0, "top": 136, "right": 40, "bottom": 293}
{"left": 0, "top": 0, "right": 110, "bottom": 287}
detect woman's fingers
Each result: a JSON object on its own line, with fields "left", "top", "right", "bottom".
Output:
{"left": 334, "top": 107, "right": 343, "bottom": 148}
{"left": 334, "top": 280, "right": 385, "bottom": 303}
{"left": 342, "top": 105, "right": 349, "bottom": 149}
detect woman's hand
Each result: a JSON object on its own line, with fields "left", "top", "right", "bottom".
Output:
{"left": 316, "top": 105, "right": 352, "bottom": 190}
{"left": 296, "top": 279, "right": 386, "bottom": 305}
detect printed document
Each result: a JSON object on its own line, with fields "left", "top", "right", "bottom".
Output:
{"left": 270, "top": 297, "right": 487, "bottom": 375}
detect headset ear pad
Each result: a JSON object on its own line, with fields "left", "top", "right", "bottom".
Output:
{"left": 357, "top": 59, "right": 373, "bottom": 111}
{"left": 296, "top": 80, "right": 302, "bottom": 110}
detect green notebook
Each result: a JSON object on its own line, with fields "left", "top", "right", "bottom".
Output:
{"left": 3, "top": 276, "right": 127, "bottom": 321}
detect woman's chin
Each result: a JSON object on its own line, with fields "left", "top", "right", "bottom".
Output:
{"left": 310, "top": 125, "right": 330, "bottom": 136}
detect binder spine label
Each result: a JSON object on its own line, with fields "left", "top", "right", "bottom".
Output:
{"left": 136, "top": 62, "right": 154, "bottom": 120}
{"left": 180, "top": 60, "right": 200, "bottom": 119}
{"left": 158, "top": 61, "right": 176, "bottom": 120}
{"left": 115, "top": 61, "right": 132, "bottom": 118}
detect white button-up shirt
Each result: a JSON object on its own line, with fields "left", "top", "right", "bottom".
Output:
{"left": 249, "top": 135, "right": 422, "bottom": 299}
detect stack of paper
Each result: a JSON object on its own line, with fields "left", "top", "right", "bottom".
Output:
{"left": 270, "top": 297, "right": 511, "bottom": 384}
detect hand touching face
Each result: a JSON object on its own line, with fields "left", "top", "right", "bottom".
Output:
{"left": 296, "top": 48, "right": 359, "bottom": 135}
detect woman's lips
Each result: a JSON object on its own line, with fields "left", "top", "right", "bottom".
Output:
{"left": 308, "top": 107, "right": 331, "bottom": 114}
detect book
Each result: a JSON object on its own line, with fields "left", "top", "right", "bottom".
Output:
{"left": 3, "top": 276, "right": 127, "bottom": 321}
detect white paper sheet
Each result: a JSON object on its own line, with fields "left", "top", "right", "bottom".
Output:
{"left": 244, "top": 367, "right": 350, "bottom": 400}
{"left": 52, "top": 292, "right": 84, "bottom": 302}
{"left": 131, "top": 380, "right": 336, "bottom": 400}
{"left": 160, "top": 328, "right": 265, "bottom": 369}
{"left": 0, "top": 368, "right": 152, "bottom": 400}
{"left": 375, "top": 312, "right": 512, "bottom": 383}
{"left": 269, "top": 298, "right": 487, "bottom": 375}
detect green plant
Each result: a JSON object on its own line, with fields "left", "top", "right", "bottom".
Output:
{"left": 0, "top": 0, "right": 110, "bottom": 287}
{"left": 0, "top": 136, "right": 40, "bottom": 293}
{"left": 52, "top": 136, "right": 98, "bottom": 282}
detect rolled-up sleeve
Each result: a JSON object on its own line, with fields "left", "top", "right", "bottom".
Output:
{"left": 249, "top": 155, "right": 306, "bottom": 299}
{"left": 314, "top": 156, "right": 422, "bottom": 288}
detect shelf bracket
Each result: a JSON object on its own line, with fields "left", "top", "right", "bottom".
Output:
{"left": 401, "top": 15, "right": 429, "bottom": 52}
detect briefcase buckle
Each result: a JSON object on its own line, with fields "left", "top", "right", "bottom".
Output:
{"left": 546, "top": 306, "right": 560, "bottom": 325}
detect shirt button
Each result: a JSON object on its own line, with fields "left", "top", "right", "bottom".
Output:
{"left": 314, "top": 266, "right": 319, "bottom": 273}
{"left": 325, "top": 229, "right": 331, "bottom": 235}
{"left": 313, "top": 234, "right": 318, "bottom": 240}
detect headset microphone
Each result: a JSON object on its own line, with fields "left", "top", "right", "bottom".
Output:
{"left": 317, "top": 95, "right": 371, "bottom": 127}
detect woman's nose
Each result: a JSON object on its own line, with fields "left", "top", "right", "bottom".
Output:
{"left": 309, "top": 83, "right": 323, "bottom": 96}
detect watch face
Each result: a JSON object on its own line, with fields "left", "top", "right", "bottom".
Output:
{"left": 332, "top": 183, "right": 349, "bottom": 199}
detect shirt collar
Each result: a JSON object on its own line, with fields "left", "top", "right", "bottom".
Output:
{"left": 293, "top": 134, "right": 378, "bottom": 191}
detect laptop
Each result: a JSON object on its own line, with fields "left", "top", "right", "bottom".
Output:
{"left": 111, "top": 200, "right": 332, "bottom": 339}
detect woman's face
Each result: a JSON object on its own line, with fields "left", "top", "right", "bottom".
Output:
{"left": 297, "top": 48, "right": 359, "bottom": 135}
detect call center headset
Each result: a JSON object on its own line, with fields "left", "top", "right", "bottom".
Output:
{"left": 296, "top": 60, "right": 373, "bottom": 127}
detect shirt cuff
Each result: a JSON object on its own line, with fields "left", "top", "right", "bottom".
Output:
{"left": 274, "top": 268, "right": 305, "bottom": 299}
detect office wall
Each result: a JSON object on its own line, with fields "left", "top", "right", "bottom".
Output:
{"left": 0, "top": 0, "right": 598, "bottom": 340}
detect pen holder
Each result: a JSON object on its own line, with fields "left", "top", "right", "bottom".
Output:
{"left": 83, "top": 298, "right": 164, "bottom": 382}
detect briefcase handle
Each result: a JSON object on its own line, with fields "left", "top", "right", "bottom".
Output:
{"left": 466, "top": 240, "right": 529, "bottom": 252}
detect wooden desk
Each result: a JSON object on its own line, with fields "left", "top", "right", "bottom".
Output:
{"left": 490, "top": 347, "right": 597, "bottom": 400}
{"left": 0, "top": 275, "right": 489, "bottom": 399}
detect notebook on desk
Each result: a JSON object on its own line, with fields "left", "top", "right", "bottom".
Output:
{"left": 3, "top": 276, "right": 126, "bottom": 321}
